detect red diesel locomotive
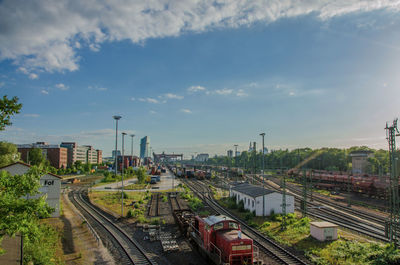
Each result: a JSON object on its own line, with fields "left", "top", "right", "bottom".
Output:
{"left": 190, "top": 215, "right": 258, "bottom": 265}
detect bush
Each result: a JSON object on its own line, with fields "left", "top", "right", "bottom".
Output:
{"left": 189, "top": 197, "right": 203, "bottom": 211}
{"left": 244, "top": 212, "right": 253, "bottom": 221}
{"left": 238, "top": 200, "right": 245, "bottom": 212}
{"left": 126, "top": 209, "right": 134, "bottom": 218}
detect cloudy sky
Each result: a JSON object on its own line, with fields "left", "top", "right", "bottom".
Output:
{"left": 1, "top": 0, "right": 400, "bottom": 157}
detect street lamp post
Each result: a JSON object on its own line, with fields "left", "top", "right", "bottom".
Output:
{"left": 113, "top": 115, "right": 121, "bottom": 178}
{"left": 260, "top": 132, "right": 266, "bottom": 186}
{"left": 130, "top": 134, "right": 135, "bottom": 166}
{"left": 234, "top": 144, "right": 238, "bottom": 182}
{"left": 121, "top": 132, "right": 127, "bottom": 217}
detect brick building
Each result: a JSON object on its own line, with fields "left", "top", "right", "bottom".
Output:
{"left": 18, "top": 142, "right": 68, "bottom": 169}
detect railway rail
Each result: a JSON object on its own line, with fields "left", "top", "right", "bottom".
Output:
{"left": 246, "top": 175, "right": 389, "bottom": 242}
{"left": 148, "top": 193, "right": 160, "bottom": 217}
{"left": 69, "top": 189, "right": 156, "bottom": 265}
{"left": 182, "top": 178, "right": 308, "bottom": 265}
{"left": 169, "top": 193, "right": 181, "bottom": 211}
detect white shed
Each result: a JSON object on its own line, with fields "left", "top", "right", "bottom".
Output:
{"left": 310, "top": 221, "right": 338, "bottom": 241}
{"left": 229, "top": 182, "right": 294, "bottom": 216}
{"left": 0, "top": 162, "right": 61, "bottom": 217}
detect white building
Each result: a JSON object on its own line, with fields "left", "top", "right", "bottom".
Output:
{"left": 229, "top": 183, "right": 294, "bottom": 216}
{"left": 310, "top": 221, "right": 338, "bottom": 241}
{"left": 0, "top": 162, "right": 61, "bottom": 217}
{"left": 195, "top": 153, "right": 209, "bottom": 162}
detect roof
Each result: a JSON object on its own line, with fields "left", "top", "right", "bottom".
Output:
{"left": 203, "top": 215, "right": 233, "bottom": 226}
{"left": 310, "top": 221, "right": 338, "bottom": 228}
{"left": 0, "top": 161, "right": 62, "bottom": 179}
{"left": 231, "top": 183, "right": 276, "bottom": 198}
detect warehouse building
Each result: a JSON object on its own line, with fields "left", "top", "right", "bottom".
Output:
{"left": 0, "top": 162, "right": 61, "bottom": 217}
{"left": 229, "top": 182, "right": 294, "bottom": 216}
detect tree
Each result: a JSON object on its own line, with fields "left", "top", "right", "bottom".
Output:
{"left": 0, "top": 142, "right": 20, "bottom": 167}
{"left": 0, "top": 167, "right": 53, "bottom": 237}
{"left": 0, "top": 95, "right": 22, "bottom": 131}
{"left": 28, "top": 148, "right": 47, "bottom": 166}
{"left": 135, "top": 166, "right": 148, "bottom": 184}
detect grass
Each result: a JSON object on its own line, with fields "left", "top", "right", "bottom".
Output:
{"left": 124, "top": 183, "right": 149, "bottom": 190}
{"left": 89, "top": 190, "right": 150, "bottom": 222}
{"left": 93, "top": 175, "right": 137, "bottom": 187}
{"left": 218, "top": 196, "right": 400, "bottom": 264}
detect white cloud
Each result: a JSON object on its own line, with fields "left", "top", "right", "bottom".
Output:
{"left": 139, "top": 97, "right": 159, "bottom": 104}
{"left": 289, "top": 91, "right": 296, "bottom": 96}
{"left": 23, "top": 113, "right": 40, "bottom": 118}
{"left": 88, "top": 85, "right": 107, "bottom": 91}
{"left": 215, "top": 88, "right": 233, "bottom": 95}
{"left": 41, "top": 89, "right": 49, "bottom": 95}
{"left": 164, "top": 93, "right": 184, "bottom": 100}
{"left": 1, "top": 1, "right": 399, "bottom": 73}
{"left": 236, "top": 89, "right": 248, "bottom": 97}
{"left": 181, "top": 108, "right": 192, "bottom": 114}
{"left": 130, "top": 97, "right": 136, "bottom": 101}
{"left": 0, "top": 82, "right": 4, "bottom": 88}
{"left": 29, "top": 73, "right": 38, "bottom": 79}
{"left": 187, "top": 85, "right": 206, "bottom": 93}
{"left": 149, "top": 110, "right": 157, "bottom": 114}
{"left": 55, "top": 83, "right": 69, "bottom": 90}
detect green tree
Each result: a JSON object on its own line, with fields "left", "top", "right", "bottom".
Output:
{"left": 135, "top": 166, "right": 148, "bottom": 183}
{"left": 0, "top": 142, "right": 20, "bottom": 167}
{"left": 0, "top": 167, "right": 53, "bottom": 237}
{"left": 28, "top": 148, "right": 47, "bottom": 166}
{"left": 0, "top": 95, "right": 22, "bottom": 131}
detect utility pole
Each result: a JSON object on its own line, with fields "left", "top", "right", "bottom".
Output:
{"left": 281, "top": 173, "right": 287, "bottom": 230}
{"left": 309, "top": 170, "right": 313, "bottom": 202}
{"left": 302, "top": 169, "right": 308, "bottom": 217}
{"left": 121, "top": 132, "right": 126, "bottom": 217}
{"left": 260, "top": 133, "right": 266, "bottom": 186}
{"left": 385, "top": 119, "right": 400, "bottom": 245}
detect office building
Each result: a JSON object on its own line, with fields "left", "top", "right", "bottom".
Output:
{"left": 227, "top": 150, "right": 233, "bottom": 158}
{"left": 140, "top": 136, "right": 150, "bottom": 158}
{"left": 18, "top": 142, "right": 68, "bottom": 169}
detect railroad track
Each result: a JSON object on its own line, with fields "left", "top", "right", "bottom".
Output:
{"left": 245, "top": 174, "right": 390, "bottom": 242}
{"left": 69, "top": 189, "right": 156, "bottom": 265}
{"left": 148, "top": 193, "right": 160, "bottom": 217}
{"left": 169, "top": 193, "right": 181, "bottom": 211}
{"left": 183, "top": 179, "right": 308, "bottom": 265}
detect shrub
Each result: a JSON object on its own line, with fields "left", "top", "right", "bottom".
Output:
{"left": 238, "top": 200, "right": 245, "bottom": 212}
{"left": 244, "top": 212, "right": 253, "bottom": 221}
{"left": 126, "top": 209, "right": 134, "bottom": 218}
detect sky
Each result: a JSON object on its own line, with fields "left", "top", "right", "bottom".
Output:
{"left": 1, "top": 0, "right": 400, "bottom": 157}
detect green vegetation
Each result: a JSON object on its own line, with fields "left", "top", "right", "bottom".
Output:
{"left": 0, "top": 167, "right": 62, "bottom": 264}
{"left": 90, "top": 190, "right": 150, "bottom": 223}
{"left": 125, "top": 183, "right": 149, "bottom": 190}
{"left": 0, "top": 95, "right": 22, "bottom": 131}
{"left": 206, "top": 146, "right": 392, "bottom": 175}
{"left": 180, "top": 185, "right": 204, "bottom": 211}
{"left": 219, "top": 196, "right": 400, "bottom": 264}
{"left": 0, "top": 141, "right": 20, "bottom": 167}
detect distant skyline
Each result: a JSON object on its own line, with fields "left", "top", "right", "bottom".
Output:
{"left": 1, "top": 1, "right": 400, "bottom": 157}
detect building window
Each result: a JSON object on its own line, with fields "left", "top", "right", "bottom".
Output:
{"left": 252, "top": 200, "right": 254, "bottom": 207}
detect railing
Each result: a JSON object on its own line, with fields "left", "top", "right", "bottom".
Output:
{"left": 209, "top": 241, "right": 222, "bottom": 264}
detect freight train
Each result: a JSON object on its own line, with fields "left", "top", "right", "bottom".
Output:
{"left": 288, "top": 170, "right": 391, "bottom": 198}
{"left": 174, "top": 210, "right": 258, "bottom": 265}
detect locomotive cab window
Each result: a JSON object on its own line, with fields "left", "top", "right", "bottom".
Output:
{"left": 229, "top": 222, "right": 238, "bottom": 229}
{"left": 214, "top": 222, "right": 223, "bottom": 230}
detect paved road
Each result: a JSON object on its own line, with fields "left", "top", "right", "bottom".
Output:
{"left": 93, "top": 169, "right": 181, "bottom": 192}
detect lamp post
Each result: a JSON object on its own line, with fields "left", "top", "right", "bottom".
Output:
{"left": 121, "top": 132, "right": 127, "bottom": 217}
{"left": 130, "top": 134, "right": 135, "bottom": 166}
{"left": 113, "top": 115, "right": 121, "bottom": 178}
{"left": 234, "top": 144, "right": 238, "bottom": 182}
{"left": 260, "top": 132, "right": 265, "bottom": 186}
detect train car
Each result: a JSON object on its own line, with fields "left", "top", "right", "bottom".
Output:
{"left": 190, "top": 215, "right": 256, "bottom": 265}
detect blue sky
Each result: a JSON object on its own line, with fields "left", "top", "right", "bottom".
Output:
{"left": 1, "top": 1, "right": 400, "bottom": 157}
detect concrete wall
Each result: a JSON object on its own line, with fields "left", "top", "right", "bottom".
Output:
{"left": 310, "top": 225, "right": 338, "bottom": 241}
